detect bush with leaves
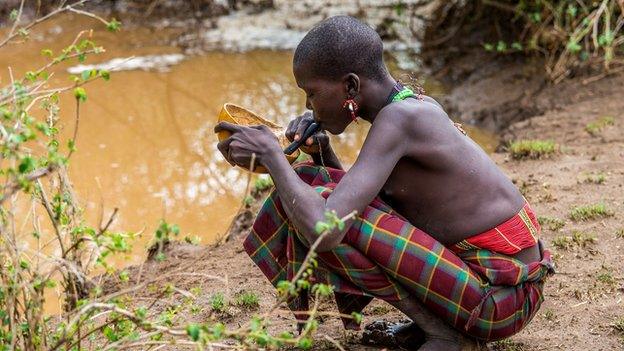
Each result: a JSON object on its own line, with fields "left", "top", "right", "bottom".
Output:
{"left": 430, "top": 0, "right": 624, "bottom": 82}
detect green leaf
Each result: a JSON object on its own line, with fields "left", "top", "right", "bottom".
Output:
{"left": 81, "top": 70, "right": 91, "bottom": 81}
{"left": 186, "top": 324, "right": 201, "bottom": 341}
{"left": 18, "top": 156, "right": 35, "bottom": 174}
{"left": 496, "top": 41, "right": 507, "bottom": 53}
{"left": 314, "top": 221, "right": 329, "bottom": 234}
{"left": 106, "top": 18, "right": 121, "bottom": 32}
{"left": 566, "top": 40, "right": 582, "bottom": 54}
{"left": 73, "top": 87, "right": 87, "bottom": 102}
{"left": 100, "top": 69, "right": 111, "bottom": 81}
{"left": 9, "top": 9, "right": 18, "bottom": 21}
{"left": 119, "top": 270, "right": 129, "bottom": 282}
{"left": 25, "top": 71, "right": 37, "bottom": 82}
{"left": 297, "top": 337, "right": 313, "bottom": 349}
{"left": 350, "top": 311, "right": 363, "bottom": 324}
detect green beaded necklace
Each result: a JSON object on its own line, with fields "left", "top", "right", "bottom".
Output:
{"left": 391, "top": 86, "right": 416, "bottom": 102}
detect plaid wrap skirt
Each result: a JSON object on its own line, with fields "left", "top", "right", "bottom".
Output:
{"left": 243, "top": 162, "right": 554, "bottom": 341}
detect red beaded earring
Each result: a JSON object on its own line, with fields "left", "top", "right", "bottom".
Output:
{"left": 342, "top": 98, "right": 359, "bottom": 123}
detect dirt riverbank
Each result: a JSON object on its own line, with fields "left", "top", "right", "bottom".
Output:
{"left": 98, "top": 59, "right": 624, "bottom": 350}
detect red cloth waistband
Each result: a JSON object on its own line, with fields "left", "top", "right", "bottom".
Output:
{"left": 451, "top": 202, "right": 540, "bottom": 255}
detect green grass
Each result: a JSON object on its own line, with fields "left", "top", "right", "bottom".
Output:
{"left": 552, "top": 231, "right": 596, "bottom": 250}
{"left": 585, "top": 116, "right": 615, "bottom": 136}
{"left": 552, "top": 235, "right": 573, "bottom": 250}
{"left": 597, "top": 271, "right": 616, "bottom": 286}
{"left": 569, "top": 203, "right": 613, "bottom": 221}
{"left": 538, "top": 216, "right": 565, "bottom": 231}
{"left": 508, "top": 140, "right": 557, "bottom": 160}
{"left": 234, "top": 290, "right": 260, "bottom": 309}
{"left": 572, "top": 231, "right": 597, "bottom": 247}
{"left": 582, "top": 172, "right": 607, "bottom": 184}
{"left": 209, "top": 292, "right": 227, "bottom": 313}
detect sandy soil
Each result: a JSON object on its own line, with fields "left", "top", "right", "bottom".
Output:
{"left": 100, "top": 67, "right": 624, "bottom": 350}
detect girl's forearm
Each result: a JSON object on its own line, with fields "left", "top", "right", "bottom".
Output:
{"left": 311, "top": 145, "right": 342, "bottom": 170}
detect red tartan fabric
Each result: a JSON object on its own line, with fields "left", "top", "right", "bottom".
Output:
{"left": 244, "top": 162, "right": 554, "bottom": 341}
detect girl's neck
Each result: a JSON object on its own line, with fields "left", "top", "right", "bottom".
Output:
{"left": 358, "top": 75, "right": 398, "bottom": 123}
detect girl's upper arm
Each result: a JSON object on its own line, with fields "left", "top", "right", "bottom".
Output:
{"left": 325, "top": 108, "right": 408, "bottom": 220}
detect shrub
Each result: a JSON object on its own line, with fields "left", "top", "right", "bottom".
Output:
{"left": 478, "top": 0, "right": 624, "bottom": 82}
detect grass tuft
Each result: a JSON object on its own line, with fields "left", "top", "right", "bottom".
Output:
{"left": 234, "top": 290, "right": 260, "bottom": 309}
{"left": 538, "top": 216, "right": 565, "bottom": 231}
{"left": 616, "top": 229, "right": 624, "bottom": 239}
{"left": 569, "top": 203, "right": 613, "bottom": 221}
{"left": 596, "top": 271, "right": 616, "bottom": 286}
{"left": 582, "top": 172, "right": 606, "bottom": 184}
{"left": 552, "top": 235, "right": 573, "bottom": 250}
{"left": 585, "top": 116, "right": 615, "bottom": 136}
{"left": 209, "top": 292, "right": 227, "bottom": 313}
{"left": 508, "top": 140, "right": 557, "bottom": 160}
{"left": 552, "top": 231, "right": 596, "bottom": 250}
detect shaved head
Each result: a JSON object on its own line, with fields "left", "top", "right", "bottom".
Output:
{"left": 293, "top": 16, "right": 388, "bottom": 82}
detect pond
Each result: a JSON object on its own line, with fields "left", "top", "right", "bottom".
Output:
{"left": 0, "top": 14, "right": 498, "bottom": 269}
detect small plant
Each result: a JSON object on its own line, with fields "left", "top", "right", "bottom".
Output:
{"left": 209, "top": 292, "right": 227, "bottom": 313}
{"left": 552, "top": 231, "right": 596, "bottom": 250}
{"left": 552, "top": 235, "right": 573, "bottom": 250}
{"left": 572, "top": 231, "right": 597, "bottom": 247}
{"left": 508, "top": 140, "right": 557, "bottom": 160}
{"left": 234, "top": 290, "right": 260, "bottom": 309}
{"left": 616, "top": 229, "right": 624, "bottom": 239}
{"left": 184, "top": 235, "right": 201, "bottom": 245}
{"left": 596, "top": 270, "right": 616, "bottom": 286}
{"left": 538, "top": 216, "right": 566, "bottom": 231}
{"left": 585, "top": 116, "right": 615, "bottom": 136}
{"left": 582, "top": 172, "right": 607, "bottom": 184}
{"left": 543, "top": 309, "right": 555, "bottom": 321}
{"left": 149, "top": 220, "right": 181, "bottom": 261}
{"left": 569, "top": 203, "right": 613, "bottom": 221}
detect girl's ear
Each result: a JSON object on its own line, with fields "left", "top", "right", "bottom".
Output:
{"left": 342, "top": 73, "right": 360, "bottom": 98}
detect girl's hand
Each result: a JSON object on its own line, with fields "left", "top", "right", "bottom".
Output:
{"left": 285, "top": 111, "right": 330, "bottom": 154}
{"left": 214, "top": 122, "right": 282, "bottom": 171}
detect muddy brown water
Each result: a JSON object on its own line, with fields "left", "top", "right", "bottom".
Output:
{"left": 1, "top": 15, "right": 497, "bottom": 273}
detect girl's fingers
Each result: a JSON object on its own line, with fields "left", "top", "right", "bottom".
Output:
{"left": 306, "top": 137, "right": 313, "bottom": 145}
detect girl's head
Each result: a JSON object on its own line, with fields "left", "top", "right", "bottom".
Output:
{"left": 293, "top": 16, "right": 390, "bottom": 134}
